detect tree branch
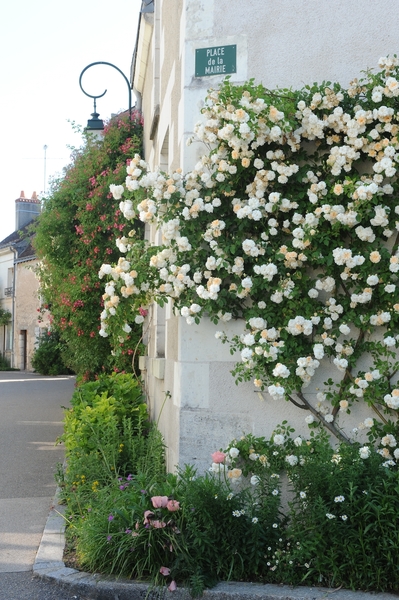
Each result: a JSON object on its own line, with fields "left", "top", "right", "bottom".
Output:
{"left": 369, "top": 402, "right": 389, "bottom": 425}
{"left": 331, "top": 329, "right": 366, "bottom": 417}
{"left": 296, "top": 391, "right": 352, "bottom": 444}
{"left": 390, "top": 230, "right": 399, "bottom": 256}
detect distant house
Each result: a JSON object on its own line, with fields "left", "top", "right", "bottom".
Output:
{"left": 0, "top": 191, "right": 47, "bottom": 370}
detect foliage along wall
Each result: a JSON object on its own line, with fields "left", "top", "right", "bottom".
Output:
{"left": 34, "top": 113, "right": 144, "bottom": 380}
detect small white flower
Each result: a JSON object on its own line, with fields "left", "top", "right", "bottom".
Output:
{"left": 381, "top": 434, "right": 397, "bottom": 448}
{"left": 248, "top": 452, "right": 259, "bottom": 461}
{"left": 250, "top": 475, "right": 260, "bottom": 486}
{"left": 109, "top": 184, "right": 124, "bottom": 200}
{"left": 366, "top": 275, "right": 379, "bottom": 286}
{"left": 273, "top": 434, "right": 285, "bottom": 445}
{"left": 241, "top": 276, "right": 253, "bottom": 289}
{"left": 305, "top": 415, "right": 314, "bottom": 424}
{"left": 359, "top": 446, "right": 371, "bottom": 459}
{"left": 339, "top": 324, "right": 351, "bottom": 335}
{"left": 272, "top": 363, "right": 290, "bottom": 378}
{"left": 229, "top": 447, "right": 240, "bottom": 458}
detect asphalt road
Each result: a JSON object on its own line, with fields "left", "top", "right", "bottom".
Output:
{"left": 0, "top": 572, "right": 90, "bottom": 599}
{"left": 0, "top": 372, "right": 82, "bottom": 599}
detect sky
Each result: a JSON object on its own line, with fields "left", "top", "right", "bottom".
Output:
{"left": 0, "top": 0, "right": 142, "bottom": 242}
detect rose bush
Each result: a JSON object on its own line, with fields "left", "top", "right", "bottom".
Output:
{"left": 99, "top": 57, "right": 399, "bottom": 444}
{"left": 34, "top": 112, "right": 144, "bottom": 379}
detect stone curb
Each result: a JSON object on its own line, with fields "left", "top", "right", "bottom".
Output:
{"left": 33, "top": 490, "right": 395, "bottom": 600}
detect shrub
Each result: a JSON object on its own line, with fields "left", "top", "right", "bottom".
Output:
{"left": 31, "top": 330, "right": 72, "bottom": 375}
{"left": 279, "top": 435, "right": 399, "bottom": 590}
{"left": 58, "top": 372, "right": 163, "bottom": 516}
{"left": 0, "top": 354, "right": 18, "bottom": 371}
{"left": 63, "top": 420, "right": 399, "bottom": 594}
{"left": 223, "top": 427, "right": 399, "bottom": 592}
{"left": 72, "top": 465, "right": 281, "bottom": 595}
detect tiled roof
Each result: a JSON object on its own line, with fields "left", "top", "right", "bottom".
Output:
{"left": 16, "top": 240, "right": 36, "bottom": 263}
{"left": 0, "top": 221, "right": 32, "bottom": 246}
{"left": 0, "top": 219, "right": 37, "bottom": 260}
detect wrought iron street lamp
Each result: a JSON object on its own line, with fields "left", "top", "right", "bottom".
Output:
{"left": 79, "top": 61, "right": 133, "bottom": 136}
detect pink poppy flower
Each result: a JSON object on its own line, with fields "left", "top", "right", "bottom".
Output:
{"left": 151, "top": 495, "right": 169, "bottom": 508}
{"left": 160, "top": 566, "right": 171, "bottom": 576}
{"left": 211, "top": 450, "right": 226, "bottom": 463}
{"left": 152, "top": 520, "right": 167, "bottom": 528}
{"left": 168, "top": 580, "right": 177, "bottom": 591}
{"left": 167, "top": 500, "right": 180, "bottom": 512}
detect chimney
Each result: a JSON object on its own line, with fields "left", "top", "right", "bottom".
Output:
{"left": 15, "top": 190, "right": 41, "bottom": 230}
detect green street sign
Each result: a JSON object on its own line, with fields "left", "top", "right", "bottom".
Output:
{"left": 195, "top": 44, "right": 236, "bottom": 77}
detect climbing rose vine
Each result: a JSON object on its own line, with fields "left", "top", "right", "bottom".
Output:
{"left": 99, "top": 57, "right": 399, "bottom": 444}
{"left": 34, "top": 111, "right": 144, "bottom": 379}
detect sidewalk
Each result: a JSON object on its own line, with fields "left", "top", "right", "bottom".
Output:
{"left": 0, "top": 373, "right": 75, "bottom": 576}
{"left": 33, "top": 490, "right": 397, "bottom": 600}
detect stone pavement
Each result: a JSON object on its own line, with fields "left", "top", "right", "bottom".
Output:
{"left": 34, "top": 490, "right": 397, "bottom": 600}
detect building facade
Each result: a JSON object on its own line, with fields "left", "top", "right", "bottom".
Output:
{"left": 131, "top": 0, "right": 399, "bottom": 472}
{"left": 0, "top": 192, "right": 45, "bottom": 370}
